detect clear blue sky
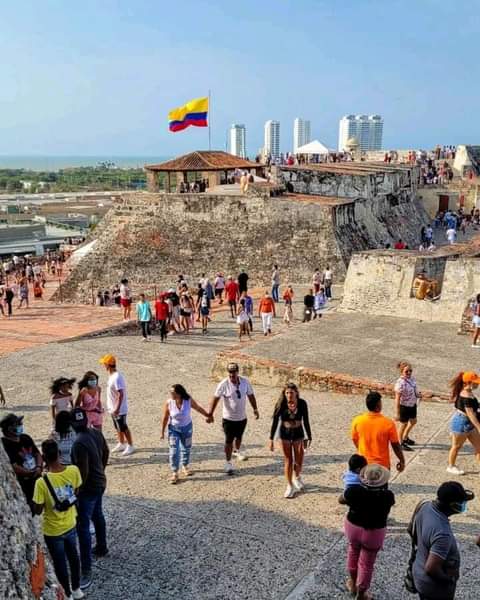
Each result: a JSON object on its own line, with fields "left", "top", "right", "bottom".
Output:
{"left": 0, "top": 0, "right": 477, "bottom": 156}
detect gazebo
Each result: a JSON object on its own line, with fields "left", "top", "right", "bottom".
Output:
{"left": 144, "top": 150, "right": 264, "bottom": 192}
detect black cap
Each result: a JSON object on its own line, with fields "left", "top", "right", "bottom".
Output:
{"left": 437, "top": 481, "right": 474, "bottom": 504}
{"left": 227, "top": 362, "right": 239, "bottom": 373}
{"left": 70, "top": 407, "right": 88, "bottom": 428}
{"left": 0, "top": 413, "right": 24, "bottom": 432}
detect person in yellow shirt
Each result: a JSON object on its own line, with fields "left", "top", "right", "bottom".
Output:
{"left": 33, "top": 439, "right": 84, "bottom": 600}
{"left": 351, "top": 391, "right": 405, "bottom": 472}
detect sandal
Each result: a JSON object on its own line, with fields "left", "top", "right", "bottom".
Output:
{"left": 170, "top": 473, "right": 179, "bottom": 484}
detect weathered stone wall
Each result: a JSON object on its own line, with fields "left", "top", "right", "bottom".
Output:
{"left": 0, "top": 445, "right": 57, "bottom": 599}
{"left": 340, "top": 249, "right": 480, "bottom": 324}
{"left": 56, "top": 182, "right": 430, "bottom": 303}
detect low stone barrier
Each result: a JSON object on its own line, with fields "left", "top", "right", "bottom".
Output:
{"left": 211, "top": 350, "right": 449, "bottom": 402}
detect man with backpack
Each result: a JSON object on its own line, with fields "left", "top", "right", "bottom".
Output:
{"left": 408, "top": 481, "right": 474, "bottom": 600}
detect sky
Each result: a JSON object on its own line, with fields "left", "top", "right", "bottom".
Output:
{"left": 0, "top": 0, "right": 478, "bottom": 156}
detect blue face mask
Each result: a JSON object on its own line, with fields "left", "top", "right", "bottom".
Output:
{"left": 452, "top": 500, "right": 468, "bottom": 514}
{"left": 87, "top": 379, "right": 97, "bottom": 388}
{"left": 15, "top": 424, "right": 24, "bottom": 436}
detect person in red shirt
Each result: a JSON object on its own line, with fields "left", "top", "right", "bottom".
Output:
{"left": 394, "top": 239, "right": 406, "bottom": 250}
{"left": 154, "top": 293, "right": 170, "bottom": 342}
{"left": 258, "top": 291, "right": 276, "bottom": 336}
{"left": 224, "top": 276, "right": 239, "bottom": 318}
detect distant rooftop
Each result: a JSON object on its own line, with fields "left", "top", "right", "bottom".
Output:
{"left": 145, "top": 151, "right": 260, "bottom": 172}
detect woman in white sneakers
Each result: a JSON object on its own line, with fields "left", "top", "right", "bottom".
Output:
{"left": 161, "top": 384, "right": 211, "bottom": 483}
{"left": 269, "top": 383, "right": 312, "bottom": 498}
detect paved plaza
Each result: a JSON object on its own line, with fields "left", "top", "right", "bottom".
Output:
{"left": 1, "top": 304, "right": 480, "bottom": 599}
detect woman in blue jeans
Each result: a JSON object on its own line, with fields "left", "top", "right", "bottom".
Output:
{"left": 447, "top": 370, "right": 480, "bottom": 476}
{"left": 161, "top": 384, "right": 211, "bottom": 483}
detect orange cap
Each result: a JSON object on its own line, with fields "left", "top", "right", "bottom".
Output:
{"left": 99, "top": 354, "right": 116, "bottom": 366}
{"left": 462, "top": 371, "right": 480, "bottom": 384}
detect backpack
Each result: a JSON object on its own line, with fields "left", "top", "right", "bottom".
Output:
{"left": 404, "top": 500, "right": 429, "bottom": 593}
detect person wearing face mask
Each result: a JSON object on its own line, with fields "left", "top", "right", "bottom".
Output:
{"left": 1, "top": 412, "right": 42, "bottom": 512}
{"left": 447, "top": 371, "right": 480, "bottom": 475}
{"left": 411, "top": 481, "right": 474, "bottom": 600}
{"left": 75, "top": 371, "right": 104, "bottom": 431}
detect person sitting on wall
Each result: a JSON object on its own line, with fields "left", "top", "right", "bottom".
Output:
{"left": 412, "top": 271, "right": 440, "bottom": 300}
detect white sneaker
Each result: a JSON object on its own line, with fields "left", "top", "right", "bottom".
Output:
{"left": 111, "top": 443, "right": 126, "bottom": 453}
{"left": 284, "top": 485, "right": 296, "bottom": 499}
{"left": 72, "top": 589, "right": 85, "bottom": 600}
{"left": 292, "top": 476, "right": 305, "bottom": 492}
{"left": 122, "top": 445, "right": 135, "bottom": 456}
{"left": 446, "top": 465, "right": 465, "bottom": 475}
{"left": 232, "top": 450, "right": 248, "bottom": 461}
{"left": 224, "top": 461, "right": 234, "bottom": 474}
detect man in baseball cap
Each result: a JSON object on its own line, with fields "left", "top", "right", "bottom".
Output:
{"left": 411, "top": 481, "right": 474, "bottom": 600}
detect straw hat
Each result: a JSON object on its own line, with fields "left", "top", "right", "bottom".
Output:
{"left": 360, "top": 464, "right": 390, "bottom": 488}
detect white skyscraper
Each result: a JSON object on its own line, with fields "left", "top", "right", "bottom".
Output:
{"left": 229, "top": 124, "right": 246, "bottom": 158}
{"left": 338, "top": 115, "right": 384, "bottom": 152}
{"left": 293, "top": 118, "right": 311, "bottom": 153}
{"left": 264, "top": 120, "right": 280, "bottom": 159}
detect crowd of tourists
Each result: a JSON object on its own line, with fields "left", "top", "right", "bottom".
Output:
{"left": 101, "top": 265, "right": 333, "bottom": 341}
{"left": 2, "top": 354, "right": 480, "bottom": 599}
{"left": 0, "top": 252, "right": 66, "bottom": 317}
{"left": 3, "top": 256, "right": 480, "bottom": 600}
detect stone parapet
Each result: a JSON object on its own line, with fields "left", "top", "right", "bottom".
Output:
{"left": 211, "top": 350, "right": 449, "bottom": 402}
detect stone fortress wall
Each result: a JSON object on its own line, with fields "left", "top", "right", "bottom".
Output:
{"left": 0, "top": 445, "right": 57, "bottom": 599}
{"left": 340, "top": 245, "right": 480, "bottom": 324}
{"left": 56, "top": 163, "right": 430, "bottom": 303}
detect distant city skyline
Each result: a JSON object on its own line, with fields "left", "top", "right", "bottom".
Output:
{"left": 338, "top": 115, "right": 384, "bottom": 152}
{"left": 0, "top": 2, "right": 477, "bottom": 156}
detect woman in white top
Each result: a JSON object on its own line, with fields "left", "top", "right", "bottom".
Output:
{"left": 236, "top": 298, "right": 251, "bottom": 341}
{"left": 161, "top": 384, "right": 211, "bottom": 484}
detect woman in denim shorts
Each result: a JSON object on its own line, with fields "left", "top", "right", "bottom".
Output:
{"left": 447, "top": 371, "right": 480, "bottom": 476}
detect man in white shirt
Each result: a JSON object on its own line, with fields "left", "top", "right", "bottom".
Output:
{"left": 323, "top": 265, "right": 333, "bottom": 299}
{"left": 209, "top": 363, "right": 259, "bottom": 474}
{"left": 271, "top": 265, "right": 280, "bottom": 303}
{"left": 99, "top": 354, "right": 134, "bottom": 456}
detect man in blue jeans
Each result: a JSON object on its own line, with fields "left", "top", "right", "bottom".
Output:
{"left": 271, "top": 264, "right": 280, "bottom": 303}
{"left": 70, "top": 408, "right": 109, "bottom": 590}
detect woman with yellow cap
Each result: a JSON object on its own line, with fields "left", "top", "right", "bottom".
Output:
{"left": 447, "top": 370, "right": 480, "bottom": 475}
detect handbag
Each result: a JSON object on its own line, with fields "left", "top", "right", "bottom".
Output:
{"left": 43, "top": 474, "right": 76, "bottom": 512}
{"left": 404, "top": 500, "right": 429, "bottom": 594}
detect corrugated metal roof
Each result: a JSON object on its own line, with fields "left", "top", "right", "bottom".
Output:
{"left": 145, "top": 151, "right": 260, "bottom": 172}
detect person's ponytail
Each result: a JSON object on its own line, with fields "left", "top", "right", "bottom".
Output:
{"left": 449, "top": 372, "right": 464, "bottom": 404}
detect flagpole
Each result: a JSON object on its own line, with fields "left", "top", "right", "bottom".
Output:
{"left": 208, "top": 89, "right": 211, "bottom": 151}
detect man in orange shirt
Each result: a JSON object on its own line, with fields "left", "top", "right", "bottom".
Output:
{"left": 258, "top": 291, "right": 276, "bottom": 336}
{"left": 351, "top": 391, "right": 405, "bottom": 471}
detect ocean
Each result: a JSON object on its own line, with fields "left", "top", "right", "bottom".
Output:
{"left": 0, "top": 156, "right": 170, "bottom": 171}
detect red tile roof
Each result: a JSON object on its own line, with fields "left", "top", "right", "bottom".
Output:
{"left": 145, "top": 151, "right": 260, "bottom": 172}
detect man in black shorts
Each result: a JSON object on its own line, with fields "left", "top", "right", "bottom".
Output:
{"left": 209, "top": 363, "right": 259, "bottom": 474}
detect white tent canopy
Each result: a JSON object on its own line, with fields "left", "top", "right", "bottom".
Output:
{"left": 295, "top": 140, "right": 330, "bottom": 155}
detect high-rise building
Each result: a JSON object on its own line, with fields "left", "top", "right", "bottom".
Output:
{"left": 293, "top": 118, "right": 311, "bottom": 153}
{"left": 229, "top": 124, "right": 246, "bottom": 158}
{"left": 264, "top": 120, "right": 280, "bottom": 159}
{"left": 338, "top": 115, "right": 384, "bottom": 152}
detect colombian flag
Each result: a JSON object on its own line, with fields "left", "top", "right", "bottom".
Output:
{"left": 168, "top": 97, "right": 209, "bottom": 132}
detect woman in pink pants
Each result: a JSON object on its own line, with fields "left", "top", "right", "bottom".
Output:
{"left": 343, "top": 464, "right": 395, "bottom": 599}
